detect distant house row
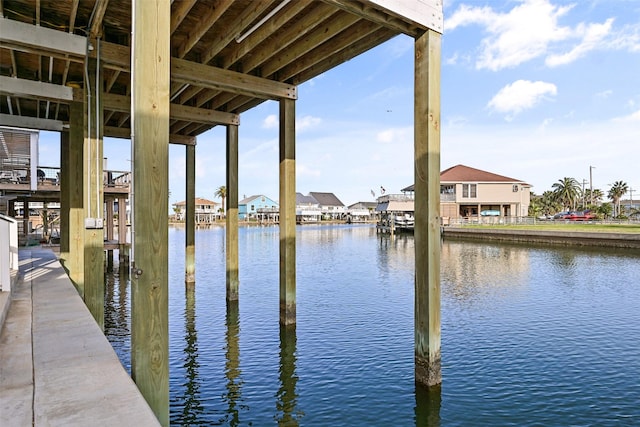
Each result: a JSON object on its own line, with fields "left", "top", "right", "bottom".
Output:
{"left": 171, "top": 192, "right": 377, "bottom": 223}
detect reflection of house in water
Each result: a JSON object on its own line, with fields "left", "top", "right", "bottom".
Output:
{"left": 440, "top": 241, "right": 531, "bottom": 300}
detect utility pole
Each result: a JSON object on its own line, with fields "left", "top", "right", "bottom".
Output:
{"left": 582, "top": 179, "right": 588, "bottom": 210}
{"left": 630, "top": 187, "right": 635, "bottom": 212}
{"left": 589, "top": 165, "right": 595, "bottom": 205}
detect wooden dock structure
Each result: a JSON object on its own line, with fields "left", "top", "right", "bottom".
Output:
{"left": 0, "top": 1, "right": 444, "bottom": 423}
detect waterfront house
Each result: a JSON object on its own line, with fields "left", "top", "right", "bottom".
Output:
{"left": 296, "top": 193, "right": 321, "bottom": 223}
{"left": 347, "top": 202, "right": 377, "bottom": 222}
{"left": 308, "top": 192, "right": 346, "bottom": 220}
{"left": 239, "top": 195, "right": 279, "bottom": 220}
{"left": 389, "top": 164, "right": 531, "bottom": 221}
{"left": 172, "top": 198, "right": 220, "bottom": 223}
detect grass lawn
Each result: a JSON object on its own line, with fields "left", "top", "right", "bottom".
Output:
{"left": 462, "top": 223, "right": 640, "bottom": 234}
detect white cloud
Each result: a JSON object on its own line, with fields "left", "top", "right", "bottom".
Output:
{"left": 262, "top": 114, "right": 278, "bottom": 129}
{"left": 595, "top": 90, "right": 613, "bottom": 99}
{"left": 297, "top": 115, "right": 322, "bottom": 131}
{"left": 546, "top": 18, "right": 614, "bottom": 66}
{"left": 612, "top": 109, "right": 640, "bottom": 122}
{"left": 376, "top": 126, "right": 411, "bottom": 144}
{"left": 488, "top": 80, "right": 557, "bottom": 117}
{"left": 446, "top": 0, "right": 621, "bottom": 70}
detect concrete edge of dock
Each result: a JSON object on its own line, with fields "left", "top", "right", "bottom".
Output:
{"left": 442, "top": 227, "right": 640, "bottom": 249}
{"left": 0, "top": 248, "right": 161, "bottom": 426}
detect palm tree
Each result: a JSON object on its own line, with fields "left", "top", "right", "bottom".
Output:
{"left": 608, "top": 180, "right": 629, "bottom": 217}
{"left": 215, "top": 185, "right": 227, "bottom": 214}
{"left": 552, "top": 177, "right": 580, "bottom": 211}
{"left": 584, "top": 188, "right": 604, "bottom": 206}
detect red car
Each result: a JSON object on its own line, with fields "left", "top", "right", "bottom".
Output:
{"left": 565, "top": 211, "right": 595, "bottom": 221}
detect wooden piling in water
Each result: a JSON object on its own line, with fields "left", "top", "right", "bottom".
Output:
{"left": 185, "top": 144, "right": 195, "bottom": 287}
{"left": 414, "top": 29, "right": 442, "bottom": 387}
{"left": 279, "top": 98, "right": 296, "bottom": 325}
{"left": 226, "top": 125, "right": 239, "bottom": 301}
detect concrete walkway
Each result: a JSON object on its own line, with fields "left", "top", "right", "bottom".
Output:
{"left": 0, "top": 248, "right": 160, "bottom": 426}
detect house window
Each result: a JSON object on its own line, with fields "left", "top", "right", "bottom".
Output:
{"left": 512, "top": 184, "right": 519, "bottom": 192}
{"left": 440, "top": 185, "right": 455, "bottom": 194}
{"left": 251, "top": 204, "right": 255, "bottom": 211}
{"left": 462, "top": 184, "right": 477, "bottom": 198}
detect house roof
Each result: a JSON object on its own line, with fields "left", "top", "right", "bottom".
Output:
{"left": 308, "top": 192, "right": 344, "bottom": 207}
{"left": 238, "top": 194, "right": 277, "bottom": 205}
{"left": 296, "top": 193, "right": 318, "bottom": 205}
{"left": 401, "top": 164, "right": 530, "bottom": 192}
{"left": 348, "top": 201, "right": 377, "bottom": 209}
{"left": 174, "top": 198, "right": 218, "bottom": 207}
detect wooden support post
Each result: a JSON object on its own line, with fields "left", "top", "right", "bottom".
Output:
{"left": 226, "top": 125, "right": 239, "bottom": 301}
{"left": 60, "top": 131, "right": 70, "bottom": 257}
{"left": 106, "top": 198, "right": 114, "bottom": 271}
{"left": 185, "top": 144, "right": 196, "bottom": 287}
{"left": 131, "top": 0, "right": 170, "bottom": 423}
{"left": 117, "top": 196, "right": 128, "bottom": 266}
{"left": 414, "top": 29, "right": 442, "bottom": 387}
{"left": 23, "top": 200, "right": 29, "bottom": 235}
{"left": 83, "top": 55, "right": 105, "bottom": 329}
{"left": 279, "top": 98, "right": 296, "bottom": 325}
{"left": 66, "top": 100, "right": 85, "bottom": 296}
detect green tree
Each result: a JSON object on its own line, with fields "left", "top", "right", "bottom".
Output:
{"left": 608, "top": 181, "right": 628, "bottom": 218}
{"left": 215, "top": 185, "right": 227, "bottom": 214}
{"left": 552, "top": 177, "right": 580, "bottom": 211}
{"left": 596, "top": 202, "right": 613, "bottom": 219}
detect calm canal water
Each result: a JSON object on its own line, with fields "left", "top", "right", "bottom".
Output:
{"left": 105, "top": 225, "right": 640, "bottom": 426}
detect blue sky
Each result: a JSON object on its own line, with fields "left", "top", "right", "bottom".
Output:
{"left": 40, "top": 0, "right": 640, "bottom": 207}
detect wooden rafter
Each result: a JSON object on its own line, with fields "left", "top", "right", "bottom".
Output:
{"left": 89, "top": 0, "right": 110, "bottom": 38}
{"left": 170, "top": 0, "right": 197, "bottom": 35}
{"left": 219, "top": 0, "right": 312, "bottom": 70}
{"left": 176, "top": 0, "right": 234, "bottom": 59}
{"left": 199, "top": 0, "right": 275, "bottom": 65}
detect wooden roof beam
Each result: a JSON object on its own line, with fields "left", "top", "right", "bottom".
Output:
{"left": 220, "top": 0, "right": 312, "bottom": 70}
{"left": 0, "top": 113, "right": 63, "bottom": 131}
{"left": 199, "top": 0, "right": 275, "bottom": 65}
{"left": 89, "top": 0, "right": 110, "bottom": 38}
{"left": 176, "top": 0, "right": 234, "bottom": 59}
{"left": 104, "top": 126, "right": 196, "bottom": 146}
{"left": 170, "top": 0, "right": 197, "bottom": 35}
{"left": 0, "top": 18, "right": 87, "bottom": 58}
{"left": 172, "top": 57, "right": 297, "bottom": 100}
{"left": 278, "top": 20, "right": 381, "bottom": 82}
{"left": 102, "top": 93, "right": 239, "bottom": 125}
{"left": 293, "top": 28, "right": 395, "bottom": 85}
{"left": 234, "top": 3, "right": 339, "bottom": 75}
{"left": 259, "top": 12, "right": 360, "bottom": 78}
{"left": 0, "top": 75, "right": 73, "bottom": 102}
{"left": 321, "top": 0, "right": 420, "bottom": 36}
{"left": 95, "top": 41, "right": 297, "bottom": 100}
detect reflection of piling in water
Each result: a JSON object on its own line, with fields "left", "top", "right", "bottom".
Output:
{"left": 415, "top": 383, "right": 441, "bottom": 427}
{"left": 276, "top": 324, "right": 302, "bottom": 426}
{"left": 224, "top": 300, "right": 244, "bottom": 426}
{"left": 180, "top": 288, "right": 203, "bottom": 423}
